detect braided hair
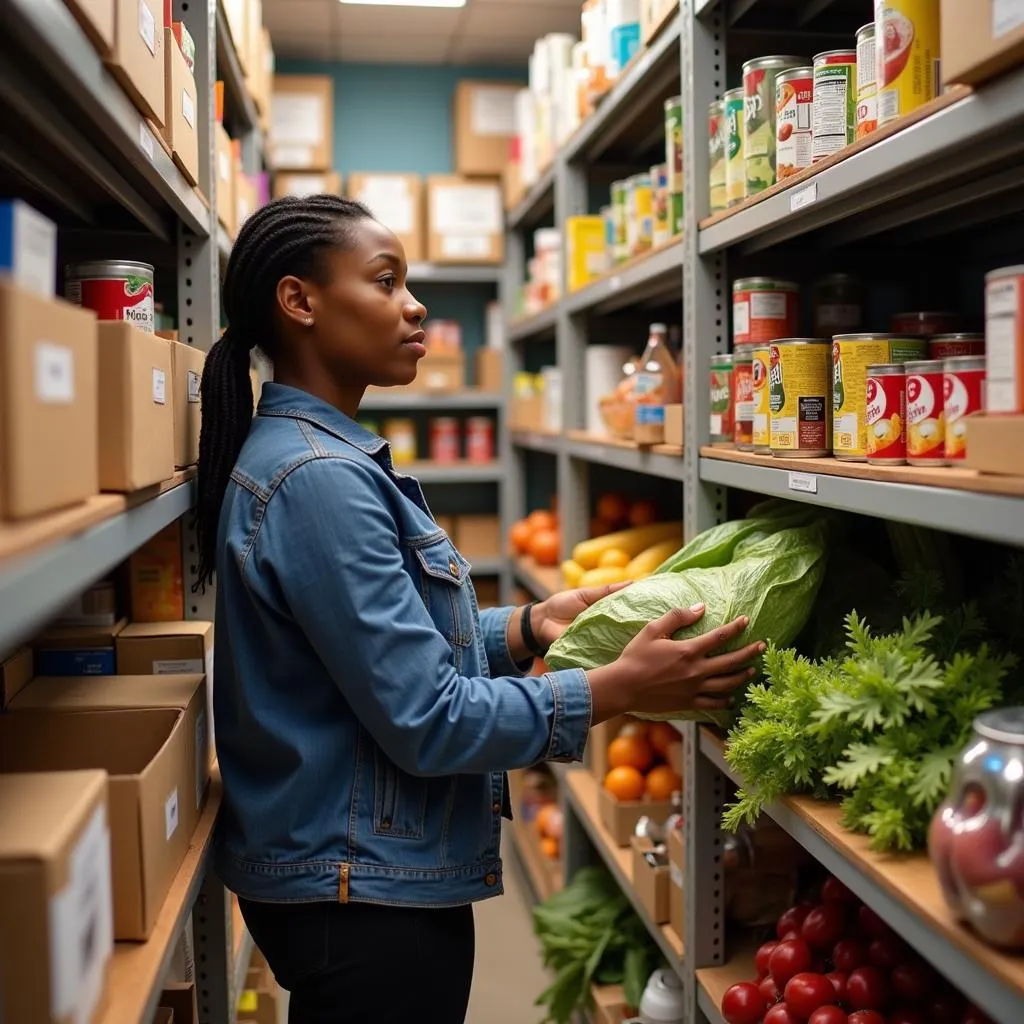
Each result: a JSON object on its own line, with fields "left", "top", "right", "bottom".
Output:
{"left": 195, "top": 194, "right": 373, "bottom": 588}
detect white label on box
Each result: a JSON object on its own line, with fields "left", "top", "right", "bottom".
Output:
{"left": 790, "top": 182, "right": 818, "bottom": 212}
{"left": 431, "top": 185, "right": 501, "bottom": 235}
{"left": 35, "top": 342, "right": 74, "bottom": 403}
{"left": 165, "top": 787, "right": 180, "bottom": 841}
{"left": 195, "top": 710, "right": 209, "bottom": 809}
{"left": 788, "top": 471, "right": 818, "bottom": 494}
{"left": 218, "top": 150, "right": 231, "bottom": 183}
{"left": 470, "top": 86, "right": 518, "bottom": 137}
{"left": 272, "top": 93, "right": 324, "bottom": 147}
{"left": 441, "top": 235, "right": 491, "bottom": 259}
{"left": 138, "top": 0, "right": 157, "bottom": 55}
{"left": 994, "top": 0, "right": 1024, "bottom": 36}
{"left": 182, "top": 89, "right": 196, "bottom": 129}
{"left": 273, "top": 145, "right": 314, "bottom": 169}
{"left": 284, "top": 174, "right": 329, "bottom": 198}
{"left": 140, "top": 122, "right": 156, "bottom": 161}
{"left": 152, "top": 367, "right": 167, "bottom": 404}
{"left": 9, "top": 200, "right": 58, "bottom": 298}
{"left": 153, "top": 658, "right": 205, "bottom": 674}
{"left": 48, "top": 805, "right": 113, "bottom": 1024}
{"left": 187, "top": 368, "right": 201, "bottom": 402}
{"left": 356, "top": 178, "right": 415, "bottom": 235}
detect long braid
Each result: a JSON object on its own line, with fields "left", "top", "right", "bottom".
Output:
{"left": 195, "top": 194, "right": 373, "bottom": 588}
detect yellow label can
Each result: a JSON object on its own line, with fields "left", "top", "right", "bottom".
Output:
{"left": 769, "top": 339, "right": 831, "bottom": 457}
{"left": 875, "top": 0, "right": 941, "bottom": 125}
{"left": 751, "top": 344, "right": 772, "bottom": 452}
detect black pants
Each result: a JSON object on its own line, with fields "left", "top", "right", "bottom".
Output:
{"left": 238, "top": 897, "right": 476, "bottom": 1024}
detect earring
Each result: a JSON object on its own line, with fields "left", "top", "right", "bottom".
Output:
{"left": 304, "top": 316, "right": 314, "bottom": 326}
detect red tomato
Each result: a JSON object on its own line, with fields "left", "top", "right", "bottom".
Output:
{"left": 923, "top": 993, "right": 965, "bottom": 1024}
{"left": 721, "top": 982, "right": 768, "bottom": 1024}
{"left": 849, "top": 1013, "right": 886, "bottom": 1024}
{"left": 889, "top": 961, "right": 936, "bottom": 1002}
{"left": 867, "top": 935, "right": 906, "bottom": 971}
{"left": 962, "top": 1005, "right": 995, "bottom": 1024}
{"left": 755, "top": 940, "right": 780, "bottom": 978}
{"left": 777, "top": 904, "right": 814, "bottom": 939}
{"left": 809, "top": 1009, "right": 848, "bottom": 1024}
{"left": 887, "top": 1011, "right": 926, "bottom": 1024}
{"left": 802, "top": 904, "right": 848, "bottom": 950}
{"left": 826, "top": 971, "right": 848, "bottom": 1002}
{"left": 764, "top": 1005, "right": 801, "bottom": 1024}
{"left": 832, "top": 938, "right": 869, "bottom": 973}
{"left": 857, "top": 906, "right": 892, "bottom": 939}
{"left": 847, "top": 967, "right": 889, "bottom": 1010}
{"left": 759, "top": 976, "right": 783, "bottom": 1005}
{"left": 821, "top": 876, "right": 857, "bottom": 904}
{"left": 769, "top": 939, "right": 814, "bottom": 987}
{"left": 784, "top": 973, "right": 838, "bottom": 1018}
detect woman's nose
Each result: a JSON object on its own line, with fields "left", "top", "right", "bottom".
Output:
{"left": 405, "top": 296, "right": 427, "bottom": 323}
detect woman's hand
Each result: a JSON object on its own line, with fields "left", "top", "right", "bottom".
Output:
{"left": 531, "top": 581, "right": 631, "bottom": 651}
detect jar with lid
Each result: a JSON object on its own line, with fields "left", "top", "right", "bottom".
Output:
{"left": 929, "top": 708, "right": 1024, "bottom": 949}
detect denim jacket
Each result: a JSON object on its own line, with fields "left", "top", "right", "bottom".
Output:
{"left": 213, "top": 383, "right": 592, "bottom": 907}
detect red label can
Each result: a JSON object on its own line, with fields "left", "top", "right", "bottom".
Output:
{"left": 732, "top": 345, "right": 755, "bottom": 448}
{"left": 65, "top": 260, "right": 155, "bottom": 333}
{"left": 429, "top": 417, "right": 461, "bottom": 463}
{"left": 465, "top": 416, "right": 494, "bottom": 463}
{"left": 891, "top": 311, "right": 959, "bottom": 337}
{"left": 928, "top": 333, "right": 985, "bottom": 360}
{"left": 943, "top": 356, "right": 985, "bottom": 463}
{"left": 905, "top": 359, "right": 945, "bottom": 465}
{"left": 732, "top": 277, "right": 800, "bottom": 347}
{"left": 865, "top": 364, "right": 907, "bottom": 464}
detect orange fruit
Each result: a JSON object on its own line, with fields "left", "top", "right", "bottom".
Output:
{"left": 604, "top": 766, "right": 646, "bottom": 802}
{"left": 607, "top": 734, "right": 655, "bottom": 773}
{"left": 617, "top": 719, "right": 649, "bottom": 739}
{"left": 647, "top": 721, "right": 679, "bottom": 757}
{"left": 536, "top": 803, "right": 564, "bottom": 840}
{"left": 527, "top": 509, "right": 558, "bottom": 533}
{"left": 596, "top": 493, "right": 629, "bottom": 527}
{"left": 628, "top": 499, "right": 659, "bottom": 527}
{"left": 509, "top": 520, "right": 532, "bottom": 555}
{"left": 540, "top": 836, "right": 560, "bottom": 859}
{"left": 529, "top": 529, "right": 561, "bottom": 567}
{"left": 645, "top": 764, "right": 682, "bottom": 802}
{"left": 589, "top": 516, "right": 614, "bottom": 539}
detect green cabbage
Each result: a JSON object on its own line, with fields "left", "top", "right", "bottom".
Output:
{"left": 546, "top": 511, "right": 830, "bottom": 724}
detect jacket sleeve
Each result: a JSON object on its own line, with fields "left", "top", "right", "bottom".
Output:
{"left": 477, "top": 606, "right": 533, "bottom": 678}
{"left": 255, "top": 456, "right": 592, "bottom": 777}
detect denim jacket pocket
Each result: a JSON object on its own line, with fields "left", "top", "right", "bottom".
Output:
{"left": 414, "top": 537, "right": 475, "bottom": 651}
{"left": 373, "top": 745, "right": 428, "bottom": 839}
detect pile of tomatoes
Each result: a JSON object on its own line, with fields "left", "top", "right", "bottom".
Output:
{"left": 719, "top": 875, "right": 993, "bottom": 1024}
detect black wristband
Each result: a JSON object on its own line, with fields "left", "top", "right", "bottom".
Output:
{"left": 520, "top": 601, "right": 546, "bottom": 658}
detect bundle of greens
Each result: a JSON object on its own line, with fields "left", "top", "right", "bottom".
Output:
{"left": 533, "top": 867, "right": 661, "bottom": 1023}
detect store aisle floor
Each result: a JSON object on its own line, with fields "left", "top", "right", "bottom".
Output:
{"left": 466, "top": 827, "right": 550, "bottom": 1024}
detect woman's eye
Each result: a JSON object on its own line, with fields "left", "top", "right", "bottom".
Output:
{"left": 379, "top": 274, "right": 396, "bottom": 291}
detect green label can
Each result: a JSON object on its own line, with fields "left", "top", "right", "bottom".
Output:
{"left": 610, "top": 179, "right": 629, "bottom": 264}
{"left": 664, "top": 96, "right": 683, "bottom": 194}
{"left": 708, "top": 99, "right": 726, "bottom": 213}
{"left": 724, "top": 87, "right": 745, "bottom": 207}
{"left": 669, "top": 191, "right": 683, "bottom": 237}
{"left": 743, "top": 55, "right": 804, "bottom": 195}
{"left": 812, "top": 50, "right": 857, "bottom": 162}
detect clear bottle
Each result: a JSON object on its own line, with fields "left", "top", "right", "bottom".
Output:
{"left": 633, "top": 323, "right": 682, "bottom": 445}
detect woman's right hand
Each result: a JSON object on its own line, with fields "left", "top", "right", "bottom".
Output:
{"left": 587, "top": 603, "right": 764, "bottom": 722}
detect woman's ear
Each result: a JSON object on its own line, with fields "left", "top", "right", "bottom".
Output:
{"left": 277, "top": 275, "right": 315, "bottom": 329}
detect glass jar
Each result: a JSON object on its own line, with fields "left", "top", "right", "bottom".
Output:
{"left": 929, "top": 708, "right": 1024, "bottom": 949}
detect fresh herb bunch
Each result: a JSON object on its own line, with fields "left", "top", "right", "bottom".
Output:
{"left": 533, "top": 867, "right": 661, "bottom": 1023}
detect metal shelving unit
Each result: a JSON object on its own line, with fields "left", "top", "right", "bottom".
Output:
{"left": 405, "top": 262, "right": 503, "bottom": 284}
{"left": 360, "top": 390, "right": 503, "bottom": 411}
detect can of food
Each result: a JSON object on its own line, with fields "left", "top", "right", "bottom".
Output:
{"left": 775, "top": 66, "right": 814, "bottom": 180}
{"left": 929, "top": 333, "right": 985, "bottom": 359}
{"left": 708, "top": 99, "right": 727, "bottom": 213}
{"left": 610, "top": 180, "right": 629, "bottom": 263}
{"left": 709, "top": 353, "right": 735, "bottom": 445}
{"left": 831, "top": 334, "right": 926, "bottom": 460}
{"left": 724, "top": 87, "right": 746, "bottom": 207}
{"left": 743, "top": 55, "right": 805, "bottom": 195}
{"left": 769, "top": 339, "right": 831, "bottom": 457}
{"left": 751, "top": 343, "right": 772, "bottom": 453}
{"left": 600, "top": 205, "right": 615, "bottom": 272}
{"left": 650, "top": 163, "right": 671, "bottom": 246}
{"left": 812, "top": 50, "right": 857, "bottom": 162}
{"left": 855, "top": 22, "right": 878, "bottom": 138}
{"left": 384, "top": 418, "right": 417, "bottom": 465}
{"left": 733, "top": 344, "right": 755, "bottom": 450}
{"left": 664, "top": 96, "right": 683, "bottom": 195}
{"left": 943, "top": 355, "right": 986, "bottom": 463}
{"left": 626, "top": 172, "right": 653, "bottom": 258}
{"left": 905, "top": 359, "right": 946, "bottom": 465}
{"left": 733, "top": 277, "right": 800, "bottom": 347}
{"left": 866, "top": 364, "right": 907, "bottom": 464}
{"left": 891, "top": 310, "right": 959, "bottom": 336}
{"left": 65, "top": 260, "right": 155, "bottom": 333}
{"left": 876, "top": 0, "right": 940, "bottom": 126}
{"left": 466, "top": 416, "right": 495, "bottom": 463}
{"left": 985, "top": 265, "right": 1024, "bottom": 413}
{"left": 429, "top": 417, "right": 461, "bottom": 463}
{"left": 813, "top": 273, "right": 863, "bottom": 337}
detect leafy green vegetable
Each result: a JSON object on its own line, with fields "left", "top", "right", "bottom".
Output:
{"left": 533, "top": 867, "right": 661, "bottom": 1023}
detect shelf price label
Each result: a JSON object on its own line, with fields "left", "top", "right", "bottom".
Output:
{"left": 790, "top": 183, "right": 818, "bottom": 212}
{"left": 787, "top": 471, "right": 818, "bottom": 494}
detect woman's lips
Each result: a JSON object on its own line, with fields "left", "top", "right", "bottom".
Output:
{"left": 402, "top": 330, "right": 427, "bottom": 356}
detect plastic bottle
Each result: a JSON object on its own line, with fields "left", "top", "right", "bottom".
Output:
{"left": 633, "top": 323, "right": 682, "bottom": 445}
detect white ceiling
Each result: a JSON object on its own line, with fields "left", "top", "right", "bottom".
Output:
{"left": 262, "top": 0, "right": 581, "bottom": 66}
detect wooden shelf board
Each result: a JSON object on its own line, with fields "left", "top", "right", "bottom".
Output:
{"left": 514, "top": 556, "right": 563, "bottom": 600}
{"left": 696, "top": 940, "right": 760, "bottom": 1023}
{"left": 569, "top": 430, "right": 683, "bottom": 459}
{"left": 511, "top": 814, "right": 563, "bottom": 903}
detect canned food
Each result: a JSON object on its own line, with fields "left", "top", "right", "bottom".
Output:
{"left": 944, "top": 355, "right": 986, "bottom": 463}
{"left": 65, "top": 260, "right": 155, "bottom": 333}
{"left": 743, "top": 55, "right": 805, "bottom": 194}
{"left": 891, "top": 310, "right": 959, "bottom": 336}
{"left": 600, "top": 205, "right": 615, "bottom": 272}
{"left": 812, "top": 50, "right": 857, "bottom": 162}
{"left": 610, "top": 180, "right": 629, "bottom": 264}
{"left": 709, "top": 353, "right": 735, "bottom": 445}
{"left": 733, "top": 277, "right": 800, "bottom": 347}
{"left": 855, "top": 23, "right": 878, "bottom": 138}
{"left": 985, "top": 265, "right": 1024, "bottom": 413}
{"left": 384, "top": 418, "right": 417, "bottom": 465}
{"left": 651, "top": 164, "right": 671, "bottom": 246}
{"left": 866, "top": 364, "right": 907, "bottom": 464}
{"left": 831, "top": 334, "right": 926, "bottom": 460}
{"left": 751, "top": 344, "right": 772, "bottom": 453}
{"left": 708, "top": 99, "right": 727, "bottom": 213}
{"left": 626, "top": 173, "right": 653, "bottom": 257}
{"left": 929, "top": 333, "right": 985, "bottom": 360}
{"left": 905, "top": 359, "right": 945, "bottom": 465}
{"left": 466, "top": 417, "right": 494, "bottom": 463}
{"left": 813, "top": 273, "right": 863, "bottom": 337}
{"left": 769, "top": 339, "right": 831, "bottom": 457}
{"left": 724, "top": 88, "right": 746, "bottom": 207}
{"left": 733, "top": 345, "right": 755, "bottom": 449}
{"left": 664, "top": 96, "right": 683, "bottom": 194}
{"left": 429, "top": 417, "right": 461, "bottom": 463}
{"left": 876, "top": 0, "right": 940, "bottom": 126}
{"left": 775, "top": 67, "right": 814, "bottom": 180}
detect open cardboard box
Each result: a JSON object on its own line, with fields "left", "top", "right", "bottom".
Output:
{"left": 965, "top": 413, "right": 1024, "bottom": 476}
{"left": 591, "top": 984, "right": 634, "bottom": 1024}
{"left": 630, "top": 835, "right": 670, "bottom": 924}
{"left": 668, "top": 826, "right": 685, "bottom": 945}
{"left": 598, "top": 783, "right": 673, "bottom": 847}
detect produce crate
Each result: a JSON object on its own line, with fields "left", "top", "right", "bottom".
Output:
{"left": 598, "top": 783, "right": 673, "bottom": 847}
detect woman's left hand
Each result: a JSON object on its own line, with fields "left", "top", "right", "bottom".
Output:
{"left": 532, "top": 582, "right": 630, "bottom": 652}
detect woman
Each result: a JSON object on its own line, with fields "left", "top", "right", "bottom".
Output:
{"left": 197, "top": 195, "right": 761, "bottom": 1024}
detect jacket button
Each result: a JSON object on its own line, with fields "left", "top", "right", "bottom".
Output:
{"left": 449, "top": 559, "right": 459, "bottom": 575}
{"left": 492, "top": 802, "right": 501, "bottom": 814}
{"left": 380, "top": 819, "right": 392, "bottom": 830}
{"left": 484, "top": 873, "right": 498, "bottom": 886}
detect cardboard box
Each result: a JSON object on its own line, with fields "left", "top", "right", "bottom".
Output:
{"left": 347, "top": 173, "right": 424, "bottom": 263}
{"left": 109, "top": 0, "right": 165, "bottom": 126}
{"left": 941, "top": 0, "right": 1024, "bottom": 87}
{"left": 965, "top": 413, "right": 1024, "bottom": 476}
{"left": 427, "top": 176, "right": 503, "bottom": 264}
{"left": 97, "top": 322, "right": 174, "bottom": 492}
{"left": 668, "top": 826, "right": 684, "bottom": 949}
{"left": 273, "top": 171, "right": 342, "bottom": 199}
{"left": 0, "top": 282, "right": 99, "bottom": 519}
{"left": 474, "top": 577, "right": 500, "bottom": 608}
{"left": 66, "top": 0, "right": 117, "bottom": 55}
{"left": 598, "top": 782, "right": 673, "bottom": 847}
{"left": 0, "top": 199, "right": 58, "bottom": 298}
{"left": 3, "top": 673, "right": 210, "bottom": 939}
{"left": 215, "top": 125, "right": 236, "bottom": 237}
{"left": 271, "top": 75, "right": 333, "bottom": 170}
{"left": 161, "top": 982, "right": 198, "bottom": 1024}
{"left": 222, "top": 0, "right": 249, "bottom": 72}
{"left": 591, "top": 984, "right": 633, "bottom": 1024}
{"left": 236, "top": 172, "right": 259, "bottom": 231}
{"left": 566, "top": 215, "right": 607, "bottom": 292}
{"left": 665, "top": 403, "right": 683, "bottom": 448}
{"left": 453, "top": 80, "right": 521, "bottom": 178}
{"left": 155, "top": 1009, "right": 173, "bottom": 1024}
{"left": 55, "top": 580, "right": 118, "bottom": 628}
{"left": 642, "top": 0, "right": 678, "bottom": 45}
{"left": 476, "top": 347, "right": 503, "bottom": 392}
{"left": 631, "top": 835, "right": 670, "bottom": 924}
{"left": 0, "top": 770, "right": 113, "bottom": 1024}
{"left": 0, "top": 647, "right": 32, "bottom": 709}
{"left": 130, "top": 521, "right": 185, "bottom": 621}
{"left": 33, "top": 618, "right": 128, "bottom": 677}
{"left": 169, "top": 340, "right": 204, "bottom": 468}
{"left": 587, "top": 715, "right": 628, "bottom": 781}
{"left": 163, "top": 28, "right": 199, "bottom": 186}
{"left": 456, "top": 515, "right": 501, "bottom": 559}
{"left": 415, "top": 350, "right": 465, "bottom": 392}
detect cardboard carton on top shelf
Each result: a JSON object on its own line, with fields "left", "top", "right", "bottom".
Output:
{"left": 162, "top": 28, "right": 199, "bottom": 187}
{"left": 415, "top": 349, "right": 466, "bottom": 392}
{"left": 941, "top": 0, "right": 1024, "bottom": 87}
{"left": 108, "top": 0, "right": 165, "bottom": 127}
{"left": 453, "top": 80, "right": 522, "bottom": 178}
{"left": 597, "top": 783, "right": 674, "bottom": 846}
{"left": 0, "top": 770, "right": 113, "bottom": 1024}
{"left": 169, "top": 339, "right": 205, "bottom": 468}
{"left": 426, "top": 176, "right": 504, "bottom": 264}
{"left": 272, "top": 171, "right": 343, "bottom": 200}
{"left": 347, "top": 173, "right": 424, "bottom": 263}
{"left": 0, "top": 199, "right": 58, "bottom": 299}
{"left": 271, "top": 75, "right": 334, "bottom": 171}
{"left": 222, "top": 0, "right": 249, "bottom": 71}
{"left": 66, "top": 0, "right": 116, "bottom": 56}
{"left": 0, "top": 282, "right": 99, "bottom": 520}
{"left": 0, "top": 647, "right": 32, "bottom": 710}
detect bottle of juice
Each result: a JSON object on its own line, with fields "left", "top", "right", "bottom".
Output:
{"left": 633, "top": 323, "right": 682, "bottom": 444}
